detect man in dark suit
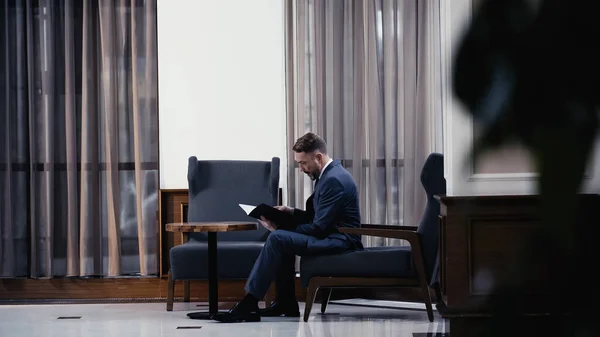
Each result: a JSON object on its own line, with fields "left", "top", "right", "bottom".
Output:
{"left": 215, "top": 132, "right": 363, "bottom": 323}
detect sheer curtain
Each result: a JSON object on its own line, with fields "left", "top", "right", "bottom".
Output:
{"left": 284, "top": 0, "right": 443, "bottom": 247}
{"left": 0, "top": 0, "right": 158, "bottom": 277}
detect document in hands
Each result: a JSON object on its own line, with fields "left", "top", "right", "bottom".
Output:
{"left": 238, "top": 203, "right": 294, "bottom": 227}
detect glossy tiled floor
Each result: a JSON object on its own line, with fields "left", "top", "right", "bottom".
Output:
{"left": 0, "top": 300, "right": 447, "bottom": 337}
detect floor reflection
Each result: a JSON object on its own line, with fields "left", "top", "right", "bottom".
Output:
{"left": 0, "top": 302, "right": 447, "bottom": 337}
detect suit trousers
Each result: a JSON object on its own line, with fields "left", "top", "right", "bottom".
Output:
{"left": 244, "top": 229, "right": 352, "bottom": 300}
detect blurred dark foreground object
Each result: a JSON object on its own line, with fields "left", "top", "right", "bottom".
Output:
{"left": 453, "top": 0, "right": 600, "bottom": 336}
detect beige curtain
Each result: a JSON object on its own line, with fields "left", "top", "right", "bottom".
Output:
{"left": 285, "top": 0, "right": 443, "bottom": 247}
{"left": 0, "top": 0, "right": 158, "bottom": 277}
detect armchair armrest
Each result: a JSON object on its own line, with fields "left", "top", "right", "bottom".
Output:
{"left": 361, "top": 224, "right": 419, "bottom": 231}
{"left": 340, "top": 227, "right": 420, "bottom": 245}
{"left": 340, "top": 226, "right": 430, "bottom": 287}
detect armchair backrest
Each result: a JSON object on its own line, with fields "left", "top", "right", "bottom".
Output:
{"left": 186, "top": 157, "right": 280, "bottom": 242}
{"left": 416, "top": 153, "right": 446, "bottom": 284}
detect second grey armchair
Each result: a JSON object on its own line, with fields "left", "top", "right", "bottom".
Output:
{"left": 166, "top": 157, "right": 280, "bottom": 311}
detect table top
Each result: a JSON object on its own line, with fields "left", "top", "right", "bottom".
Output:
{"left": 165, "top": 221, "right": 257, "bottom": 233}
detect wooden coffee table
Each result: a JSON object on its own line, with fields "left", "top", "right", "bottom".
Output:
{"left": 166, "top": 221, "right": 257, "bottom": 320}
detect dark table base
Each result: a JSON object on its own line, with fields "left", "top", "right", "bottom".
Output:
{"left": 187, "top": 232, "right": 221, "bottom": 320}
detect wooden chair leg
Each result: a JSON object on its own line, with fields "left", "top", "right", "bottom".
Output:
{"left": 183, "top": 280, "right": 190, "bottom": 302}
{"left": 320, "top": 288, "right": 332, "bottom": 313}
{"left": 412, "top": 241, "right": 434, "bottom": 322}
{"left": 303, "top": 279, "right": 319, "bottom": 322}
{"left": 264, "top": 282, "right": 274, "bottom": 307}
{"left": 421, "top": 284, "right": 434, "bottom": 322}
{"left": 264, "top": 291, "right": 271, "bottom": 308}
{"left": 167, "top": 270, "right": 175, "bottom": 311}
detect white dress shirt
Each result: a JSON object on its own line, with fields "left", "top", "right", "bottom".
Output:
{"left": 318, "top": 158, "right": 333, "bottom": 180}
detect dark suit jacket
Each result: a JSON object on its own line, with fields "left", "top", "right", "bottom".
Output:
{"left": 288, "top": 160, "right": 363, "bottom": 249}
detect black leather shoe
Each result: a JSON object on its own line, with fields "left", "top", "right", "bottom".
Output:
{"left": 213, "top": 300, "right": 261, "bottom": 323}
{"left": 260, "top": 300, "right": 300, "bottom": 317}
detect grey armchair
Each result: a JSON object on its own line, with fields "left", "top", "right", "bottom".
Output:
{"left": 299, "top": 153, "right": 446, "bottom": 322}
{"left": 166, "top": 157, "right": 280, "bottom": 311}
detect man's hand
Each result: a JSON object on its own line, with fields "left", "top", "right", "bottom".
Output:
{"left": 274, "top": 205, "right": 293, "bottom": 214}
{"left": 258, "top": 216, "right": 277, "bottom": 232}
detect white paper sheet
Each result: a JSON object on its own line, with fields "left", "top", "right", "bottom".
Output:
{"left": 238, "top": 204, "right": 256, "bottom": 215}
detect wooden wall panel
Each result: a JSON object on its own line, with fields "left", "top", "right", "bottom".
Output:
{"left": 468, "top": 217, "right": 541, "bottom": 295}
{"left": 158, "top": 189, "right": 189, "bottom": 277}
{"left": 0, "top": 278, "right": 306, "bottom": 303}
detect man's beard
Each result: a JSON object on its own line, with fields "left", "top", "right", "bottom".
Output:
{"left": 305, "top": 171, "right": 318, "bottom": 181}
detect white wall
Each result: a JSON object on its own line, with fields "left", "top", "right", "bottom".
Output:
{"left": 441, "top": 0, "right": 600, "bottom": 196}
{"left": 157, "top": 0, "right": 287, "bottom": 190}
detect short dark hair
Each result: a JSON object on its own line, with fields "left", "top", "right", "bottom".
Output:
{"left": 292, "top": 132, "right": 327, "bottom": 154}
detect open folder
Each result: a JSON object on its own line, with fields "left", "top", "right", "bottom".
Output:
{"left": 239, "top": 203, "right": 294, "bottom": 227}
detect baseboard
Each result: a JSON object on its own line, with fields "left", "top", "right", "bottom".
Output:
{"left": 0, "top": 298, "right": 170, "bottom": 305}
{"left": 0, "top": 277, "right": 306, "bottom": 303}
{"left": 0, "top": 277, "right": 436, "bottom": 306}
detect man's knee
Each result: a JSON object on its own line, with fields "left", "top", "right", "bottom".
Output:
{"left": 266, "top": 230, "right": 293, "bottom": 246}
